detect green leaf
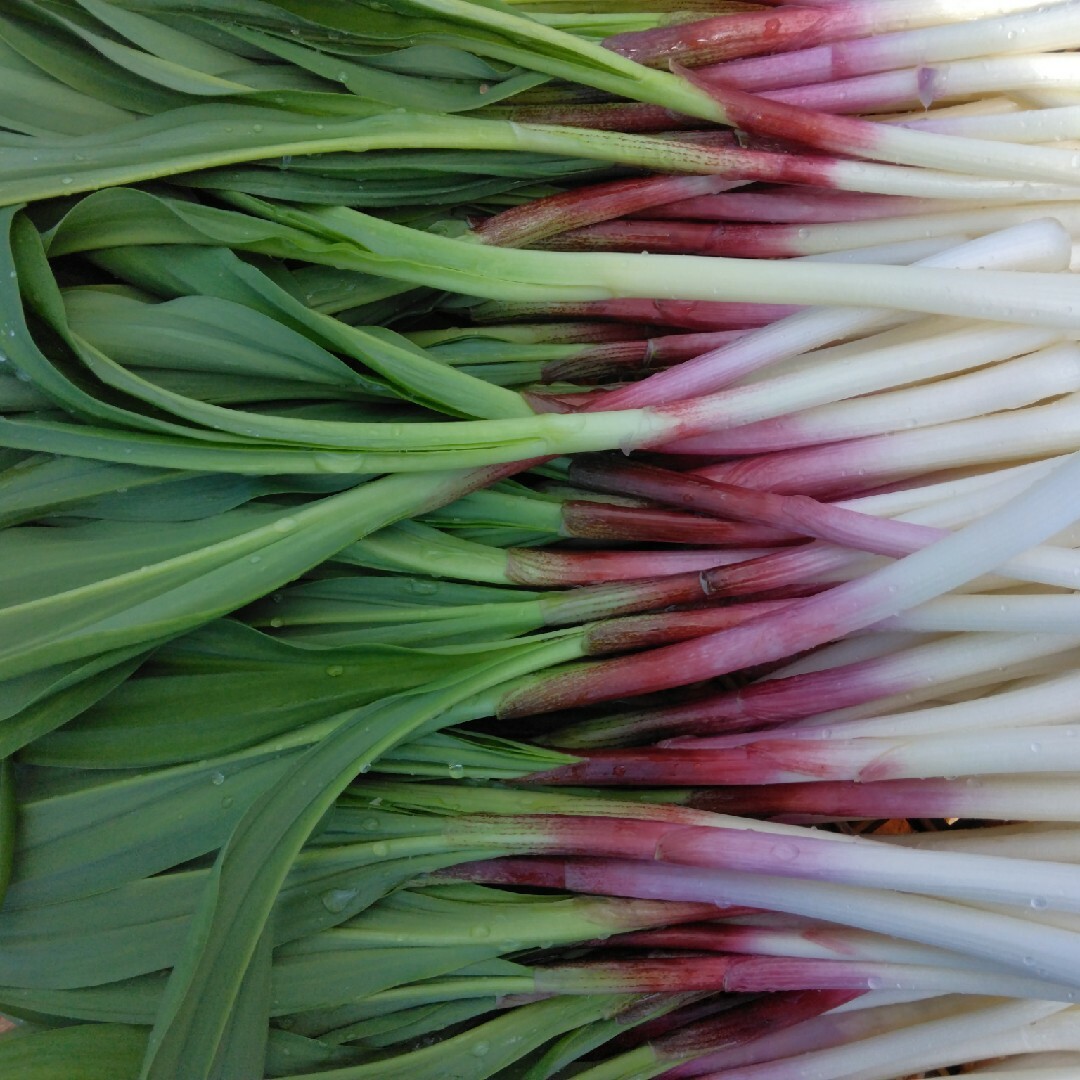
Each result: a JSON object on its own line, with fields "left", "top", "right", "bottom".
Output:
{"left": 0, "top": 455, "right": 179, "bottom": 528}
{"left": 23, "top": 621, "right": 493, "bottom": 767}
{"left": 0, "top": 759, "right": 14, "bottom": 907}
{"left": 139, "top": 634, "right": 579, "bottom": 1078}
{"left": 0, "top": 1023, "right": 147, "bottom": 1080}
{"left": 0, "top": 462, "right": 492, "bottom": 680}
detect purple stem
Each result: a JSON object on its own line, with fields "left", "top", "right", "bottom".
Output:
{"left": 506, "top": 545, "right": 779, "bottom": 586}
{"left": 604, "top": 6, "right": 866, "bottom": 68}
{"left": 566, "top": 456, "right": 956, "bottom": 563}
{"left": 474, "top": 175, "right": 742, "bottom": 248}
{"left": 639, "top": 188, "right": 951, "bottom": 223}
{"left": 562, "top": 501, "right": 799, "bottom": 546}
{"left": 685, "top": 776, "right": 1080, "bottom": 822}
{"left": 540, "top": 219, "right": 802, "bottom": 258}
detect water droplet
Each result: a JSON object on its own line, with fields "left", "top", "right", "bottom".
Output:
{"left": 1030, "top": 742, "right": 1041, "bottom": 753}
{"left": 471, "top": 1041, "right": 490, "bottom": 1057}
{"left": 252, "top": 123, "right": 263, "bottom": 133}
{"left": 769, "top": 842, "right": 799, "bottom": 863}
{"left": 326, "top": 665, "right": 345, "bottom": 677}
{"left": 249, "top": 554, "right": 262, "bottom": 565}
{"left": 1022, "top": 954, "right": 1036, "bottom": 966}
{"left": 210, "top": 772, "right": 225, "bottom": 786}
{"left": 1030, "top": 897, "right": 1048, "bottom": 910}
{"left": 221, "top": 796, "right": 234, "bottom": 809}
{"left": 362, "top": 817, "right": 381, "bottom": 831}
{"left": 281, "top": 155, "right": 293, "bottom": 169}
{"left": 409, "top": 579, "right": 438, "bottom": 595}
{"left": 60, "top": 176, "right": 73, "bottom": 186}
{"left": 448, "top": 762, "right": 465, "bottom": 779}
{"left": 357, "top": 763, "right": 370, "bottom": 774}
{"left": 321, "top": 888, "right": 359, "bottom": 913}
{"left": 469, "top": 925, "right": 490, "bottom": 939}
{"left": 269, "top": 617, "right": 284, "bottom": 628}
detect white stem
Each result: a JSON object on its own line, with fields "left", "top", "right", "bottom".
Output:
{"left": 801, "top": 666, "right": 1080, "bottom": 740}
{"left": 838, "top": 458, "right": 1064, "bottom": 519}
{"left": 788, "top": 634, "right": 1080, "bottom": 728}
{"left": 688, "top": 345, "right": 1080, "bottom": 453}
{"left": 881, "top": 824, "right": 1080, "bottom": 863}
{"left": 593, "top": 857, "right": 1080, "bottom": 995}
{"left": 769, "top": 205, "right": 1080, "bottom": 256}
{"left": 891, "top": 595, "right": 1080, "bottom": 635}
{"left": 904, "top": 104, "right": 1080, "bottom": 143}
{"left": 828, "top": 1006, "right": 1080, "bottom": 1080}
{"left": 685, "top": 321, "right": 1064, "bottom": 431}
{"left": 602, "top": 219, "right": 1071, "bottom": 405}
{"left": 679, "top": 995, "right": 996, "bottom": 1076}
{"left": 694, "top": 394, "right": 1080, "bottom": 496}
{"left": 779, "top": 55, "right": 1080, "bottom": 115}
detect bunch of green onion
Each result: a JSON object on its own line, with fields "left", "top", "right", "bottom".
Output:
{"left": 3, "top": 0, "right": 1080, "bottom": 1077}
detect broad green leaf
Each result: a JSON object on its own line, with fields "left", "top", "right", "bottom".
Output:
{"left": 0, "top": 1023, "right": 147, "bottom": 1080}
{"left": 335, "top": 520, "right": 513, "bottom": 583}
{"left": 219, "top": 22, "right": 545, "bottom": 112}
{"left": 0, "top": 455, "right": 178, "bottom": 528}
{"left": 208, "top": 926, "right": 270, "bottom": 1080}
{"left": 14, "top": 1, "right": 255, "bottom": 97}
{"left": 0, "top": 650, "right": 148, "bottom": 759}
{"left": 140, "top": 634, "right": 579, "bottom": 1078}
{"left": 0, "top": 760, "right": 14, "bottom": 907}
{"left": 8, "top": 747, "right": 298, "bottom": 907}
{"left": 45, "top": 190, "right": 531, "bottom": 418}
{"left": 23, "top": 621, "right": 492, "bottom": 767}
{"left": 0, "top": 9, "right": 184, "bottom": 114}
{"left": 0, "top": 65, "right": 134, "bottom": 135}
{"left": 286, "top": 993, "right": 633, "bottom": 1080}
{"left": 70, "top": 0, "right": 259, "bottom": 75}
{"left": 264, "top": 1029, "right": 364, "bottom": 1075}
{"left": 0, "top": 462, "right": 490, "bottom": 680}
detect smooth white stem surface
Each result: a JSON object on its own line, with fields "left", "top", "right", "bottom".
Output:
{"left": 761, "top": 205, "right": 1080, "bottom": 256}
{"left": 835, "top": 1009, "right": 1080, "bottom": 1080}
{"left": 799, "top": 667, "right": 1080, "bottom": 739}
{"left": 904, "top": 105, "right": 1080, "bottom": 143}
{"left": 675, "top": 346, "right": 1080, "bottom": 453}
{"left": 599, "top": 219, "right": 1071, "bottom": 405}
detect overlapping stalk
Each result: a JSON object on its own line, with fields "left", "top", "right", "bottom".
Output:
{"left": 3, "top": 1, "right": 1080, "bottom": 1078}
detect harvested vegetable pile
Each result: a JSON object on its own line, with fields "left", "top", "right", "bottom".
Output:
{"left": 4, "top": 1, "right": 1080, "bottom": 1077}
